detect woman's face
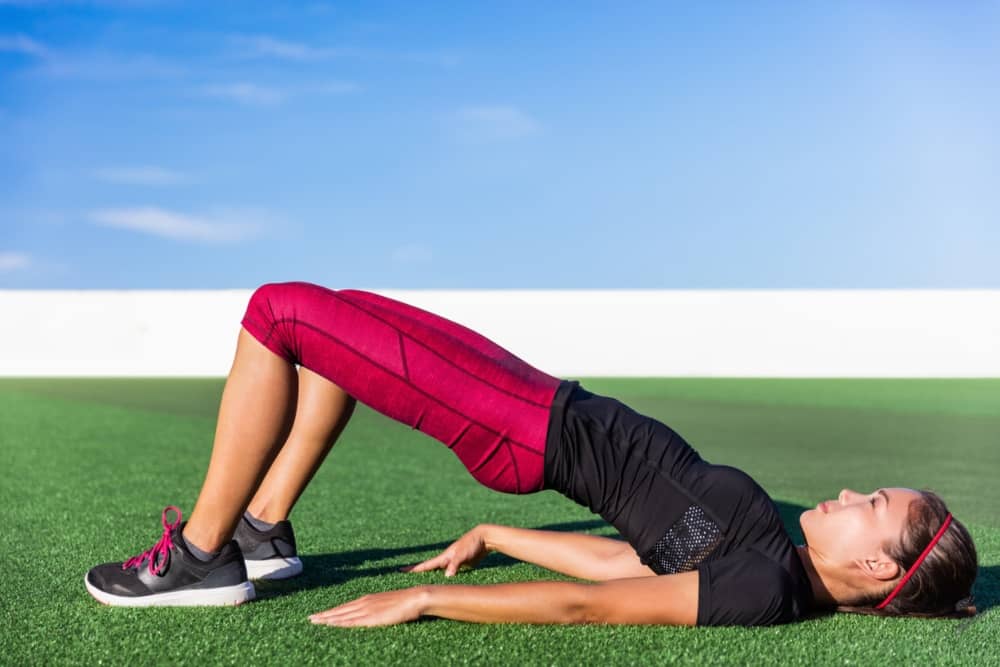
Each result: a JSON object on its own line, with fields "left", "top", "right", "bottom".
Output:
{"left": 800, "top": 487, "right": 923, "bottom": 572}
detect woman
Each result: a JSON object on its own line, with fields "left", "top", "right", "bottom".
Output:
{"left": 84, "top": 282, "right": 978, "bottom": 626}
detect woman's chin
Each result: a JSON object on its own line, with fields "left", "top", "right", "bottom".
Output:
{"left": 798, "top": 509, "right": 815, "bottom": 539}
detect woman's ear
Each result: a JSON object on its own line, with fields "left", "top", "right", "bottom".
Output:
{"left": 856, "top": 551, "right": 900, "bottom": 583}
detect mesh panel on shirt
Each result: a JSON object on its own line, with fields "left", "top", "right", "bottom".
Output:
{"left": 645, "top": 504, "right": 723, "bottom": 574}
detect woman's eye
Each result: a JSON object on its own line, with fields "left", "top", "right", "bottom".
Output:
{"left": 870, "top": 497, "right": 877, "bottom": 507}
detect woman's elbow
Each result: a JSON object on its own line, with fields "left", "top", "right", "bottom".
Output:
{"left": 568, "top": 586, "right": 613, "bottom": 624}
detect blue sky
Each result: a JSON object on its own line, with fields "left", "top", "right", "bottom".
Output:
{"left": 1, "top": 1, "right": 998, "bottom": 289}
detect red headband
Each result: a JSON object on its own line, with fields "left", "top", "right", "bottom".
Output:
{"left": 875, "top": 513, "right": 953, "bottom": 610}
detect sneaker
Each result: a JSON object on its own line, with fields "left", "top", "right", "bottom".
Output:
{"left": 233, "top": 513, "right": 303, "bottom": 580}
{"left": 84, "top": 506, "right": 255, "bottom": 607}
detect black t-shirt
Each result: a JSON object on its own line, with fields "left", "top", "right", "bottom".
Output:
{"left": 543, "top": 381, "right": 813, "bottom": 627}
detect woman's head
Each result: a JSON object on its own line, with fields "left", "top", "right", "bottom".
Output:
{"left": 800, "top": 487, "right": 977, "bottom": 617}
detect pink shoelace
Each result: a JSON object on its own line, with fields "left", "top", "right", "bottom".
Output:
{"left": 122, "top": 506, "right": 183, "bottom": 576}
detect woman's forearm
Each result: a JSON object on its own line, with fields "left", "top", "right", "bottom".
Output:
{"left": 310, "top": 573, "right": 699, "bottom": 627}
{"left": 480, "top": 524, "right": 653, "bottom": 581}
{"left": 422, "top": 581, "right": 591, "bottom": 624}
{"left": 420, "top": 573, "right": 698, "bottom": 626}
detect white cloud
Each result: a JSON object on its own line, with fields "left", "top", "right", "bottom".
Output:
{"left": 88, "top": 207, "right": 267, "bottom": 243}
{"left": 235, "top": 35, "right": 342, "bottom": 61}
{"left": 3, "top": 32, "right": 186, "bottom": 82}
{"left": 0, "top": 252, "right": 32, "bottom": 272}
{"left": 0, "top": 34, "right": 48, "bottom": 57}
{"left": 201, "top": 80, "right": 359, "bottom": 106}
{"left": 452, "top": 106, "right": 541, "bottom": 141}
{"left": 91, "top": 166, "right": 187, "bottom": 186}
{"left": 3, "top": 32, "right": 183, "bottom": 81}
{"left": 303, "top": 80, "right": 361, "bottom": 95}
{"left": 401, "top": 50, "right": 461, "bottom": 68}
{"left": 231, "top": 33, "right": 459, "bottom": 68}
{"left": 390, "top": 243, "right": 433, "bottom": 263}
{"left": 201, "top": 82, "right": 286, "bottom": 106}
{"left": 32, "top": 52, "right": 184, "bottom": 80}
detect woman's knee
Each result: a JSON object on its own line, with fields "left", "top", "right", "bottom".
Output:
{"left": 247, "top": 281, "right": 320, "bottom": 317}
{"left": 242, "top": 283, "right": 314, "bottom": 357}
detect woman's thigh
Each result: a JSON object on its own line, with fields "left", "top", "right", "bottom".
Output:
{"left": 239, "top": 281, "right": 563, "bottom": 493}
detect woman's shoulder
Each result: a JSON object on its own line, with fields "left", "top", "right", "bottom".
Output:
{"left": 696, "top": 547, "right": 812, "bottom": 626}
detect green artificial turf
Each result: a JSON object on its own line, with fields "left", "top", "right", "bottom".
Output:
{"left": 1, "top": 377, "right": 997, "bottom": 666}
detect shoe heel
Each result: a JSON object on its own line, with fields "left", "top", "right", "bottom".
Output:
{"left": 245, "top": 557, "right": 303, "bottom": 581}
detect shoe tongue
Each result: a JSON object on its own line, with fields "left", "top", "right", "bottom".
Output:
{"left": 149, "top": 521, "right": 184, "bottom": 571}
{"left": 151, "top": 548, "right": 169, "bottom": 572}
{"left": 172, "top": 521, "right": 191, "bottom": 556}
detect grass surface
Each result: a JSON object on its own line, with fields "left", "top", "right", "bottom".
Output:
{"left": 1, "top": 377, "right": 997, "bottom": 666}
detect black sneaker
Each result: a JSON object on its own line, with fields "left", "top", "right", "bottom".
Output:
{"left": 84, "top": 506, "right": 255, "bottom": 607}
{"left": 233, "top": 514, "right": 302, "bottom": 580}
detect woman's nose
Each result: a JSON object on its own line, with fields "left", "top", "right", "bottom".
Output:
{"left": 838, "top": 489, "right": 857, "bottom": 504}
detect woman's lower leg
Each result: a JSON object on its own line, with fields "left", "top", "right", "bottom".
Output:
{"left": 246, "top": 365, "right": 356, "bottom": 523}
{"left": 183, "top": 327, "right": 299, "bottom": 553}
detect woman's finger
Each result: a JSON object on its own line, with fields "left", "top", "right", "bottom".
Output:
{"left": 310, "top": 600, "right": 365, "bottom": 620}
{"left": 309, "top": 605, "right": 352, "bottom": 621}
{"left": 404, "top": 553, "right": 449, "bottom": 573}
{"left": 312, "top": 610, "right": 365, "bottom": 625}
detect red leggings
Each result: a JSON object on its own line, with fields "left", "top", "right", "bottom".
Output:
{"left": 239, "top": 282, "right": 563, "bottom": 493}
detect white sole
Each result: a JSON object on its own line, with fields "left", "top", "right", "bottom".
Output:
{"left": 85, "top": 575, "right": 256, "bottom": 607}
{"left": 245, "top": 556, "right": 303, "bottom": 581}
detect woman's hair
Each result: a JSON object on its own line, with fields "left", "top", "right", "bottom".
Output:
{"left": 837, "top": 490, "right": 978, "bottom": 618}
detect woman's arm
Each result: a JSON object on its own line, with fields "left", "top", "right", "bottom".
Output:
{"left": 404, "top": 523, "right": 656, "bottom": 581}
{"left": 309, "top": 572, "right": 699, "bottom": 627}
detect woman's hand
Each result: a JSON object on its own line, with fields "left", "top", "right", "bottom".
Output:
{"left": 309, "top": 586, "right": 431, "bottom": 628}
{"left": 401, "top": 525, "right": 491, "bottom": 577}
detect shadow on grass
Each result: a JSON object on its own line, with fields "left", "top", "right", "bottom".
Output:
{"left": 974, "top": 565, "right": 999, "bottom": 615}
{"left": 775, "top": 500, "right": 807, "bottom": 544}
{"left": 253, "top": 502, "right": 808, "bottom": 600}
{"left": 254, "top": 506, "right": 812, "bottom": 600}
{"left": 253, "top": 519, "right": 611, "bottom": 599}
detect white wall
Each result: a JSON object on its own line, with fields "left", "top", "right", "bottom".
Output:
{"left": 1, "top": 288, "right": 998, "bottom": 377}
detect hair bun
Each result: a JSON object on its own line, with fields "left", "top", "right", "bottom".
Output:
{"left": 954, "top": 595, "right": 976, "bottom": 615}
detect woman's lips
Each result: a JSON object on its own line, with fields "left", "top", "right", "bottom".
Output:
{"left": 817, "top": 501, "right": 829, "bottom": 513}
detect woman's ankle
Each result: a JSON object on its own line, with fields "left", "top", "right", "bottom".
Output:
{"left": 180, "top": 525, "right": 223, "bottom": 560}
{"left": 245, "top": 499, "right": 289, "bottom": 525}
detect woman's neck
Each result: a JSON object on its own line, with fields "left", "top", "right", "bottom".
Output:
{"left": 795, "top": 544, "right": 849, "bottom": 608}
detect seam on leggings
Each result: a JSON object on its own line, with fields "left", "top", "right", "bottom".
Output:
{"left": 272, "top": 315, "right": 545, "bottom": 456}
{"left": 453, "top": 421, "right": 473, "bottom": 447}
{"left": 505, "top": 439, "right": 522, "bottom": 493}
{"left": 397, "top": 330, "right": 411, "bottom": 380}
{"left": 330, "top": 294, "right": 551, "bottom": 409}
{"left": 242, "top": 317, "right": 291, "bottom": 361}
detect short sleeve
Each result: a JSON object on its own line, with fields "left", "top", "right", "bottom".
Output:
{"left": 696, "top": 549, "right": 798, "bottom": 627}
